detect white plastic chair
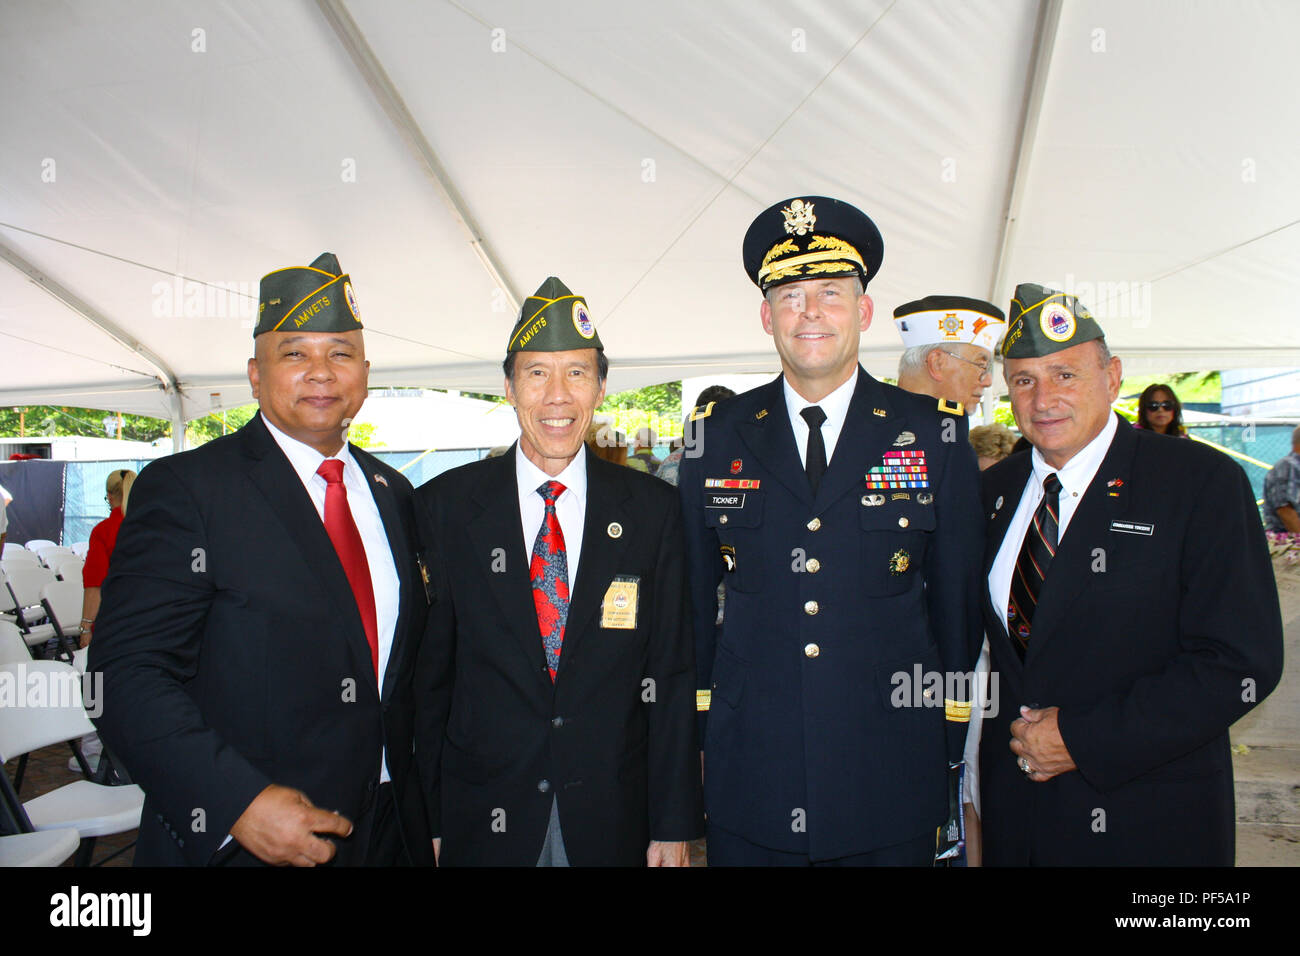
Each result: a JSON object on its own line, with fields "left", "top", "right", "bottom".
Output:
{"left": 40, "top": 580, "right": 84, "bottom": 658}
{"left": 2, "top": 542, "right": 30, "bottom": 558}
{"left": 0, "top": 661, "right": 144, "bottom": 866}
{"left": 0, "top": 551, "right": 41, "bottom": 569}
{"left": 2, "top": 566, "right": 59, "bottom": 650}
{"left": 0, "top": 829, "right": 82, "bottom": 867}
{"left": 52, "top": 556, "right": 85, "bottom": 583}
{"left": 23, "top": 539, "right": 58, "bottom": 552}
{"left": 68, "top": 542, "right": 90, "bottom": 559}
{"left": 0, "top": 620, "right": 31, "bottom": 664}
{"left": 37, "top": 547, "right": 77, "bottom": 568}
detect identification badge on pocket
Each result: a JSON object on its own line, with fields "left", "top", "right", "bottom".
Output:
{"left": 601, "top": 575, "right": 640, "bottom": 629}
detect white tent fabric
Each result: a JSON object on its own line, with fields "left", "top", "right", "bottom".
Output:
{"left": 3, "top": 0, "right": 1298, "bottom": 437}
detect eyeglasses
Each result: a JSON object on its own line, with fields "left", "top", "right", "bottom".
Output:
{"left": 1146, "top": 401, "right": 1175, "bottom": 411}
{"left": 941, "top": 350, "right": 993, "bottom": 378}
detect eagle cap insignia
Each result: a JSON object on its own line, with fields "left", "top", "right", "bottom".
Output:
{"left": 781, "top": 199, "right": 817, "bottom": 236}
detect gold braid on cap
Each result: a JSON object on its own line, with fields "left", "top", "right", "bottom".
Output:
{"left": 758, "top": 234, "right": 866, "bottom": 285}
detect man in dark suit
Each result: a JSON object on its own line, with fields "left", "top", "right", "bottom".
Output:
{"left": 90, "top": 253, "right": 433, "bottom": 866}
{"left": 679, "top": 197, "right": 984, "bottom": 865}
{"left": 415, "top": 277, "right": 703, "bottom": 866}
{"left": 979, "top": 283, "right": 1284, "bottom": 865}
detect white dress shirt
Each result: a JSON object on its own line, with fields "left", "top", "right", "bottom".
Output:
{"left": 783, "top": 368, "right": 859, "bottom": 469}
{"left": 988, "top": 411, "right": 1119, "bottom": 626}
{"left": 515, "top": 444, "right": 588, "bottom": 588}
{"left": 263, "top": 416, "right": 400, "bottom": 783}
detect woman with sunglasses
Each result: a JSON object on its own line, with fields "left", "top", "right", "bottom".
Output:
{"left": 1136, "top": 383, "right": 1188, "bottom": 437}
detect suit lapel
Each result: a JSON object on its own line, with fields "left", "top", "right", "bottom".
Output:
{"left": 738, "top": 377, "right": 812, "bottom": 506}
{"left": 239, "top": 414, "right": 376, "bottom": 692}
{"left": 556, "top": 449, "right": 633, "bottom": 677}
{"left": 982, "top": 451, "right": 1033, "bottom": 672}
{"left": 353, "top": 447, "right": 412, "bottom": 702}
{"left": 1024, "top": 417, "right": 1137, "bottom": 667}
{"left": 466, "top": 449, "right": 554, "bottom": 688}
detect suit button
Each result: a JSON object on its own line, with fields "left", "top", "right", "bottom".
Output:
{"left": 804, "top": 643, "right": 820, "bottom": 658}
{"left": 537, "top": 779, "right": 551, "bottom": 793}
{"left": 804, "top": 600, "right": 819, "bottom": 616}
{"left": 898, "top": 516, "right": 909, "bottom": 528}
{"left": 806, "top": 517, "right": 821, "bottom": 531}
{"left": 719, "top": 514, "right": 729, "bottom": 524}
{"left": 551, "top": 717, "right": 564, "bottom": 728}
{"left": 805, "top": 558, "right": 821, "bottom": 573}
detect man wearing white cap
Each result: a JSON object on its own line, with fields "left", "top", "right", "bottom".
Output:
{"left": 894, "top": 296, "right": 1006, "bottom": 415}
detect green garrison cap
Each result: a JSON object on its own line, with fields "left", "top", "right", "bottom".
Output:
{"left": 507, "top": 276, "right": 604, "bottom": 353}
{"left": 1002, "top": 283, "right": 1105, "bottom": 359}
{"left": 255, "top": 252, "right": 362, "bottom": 337}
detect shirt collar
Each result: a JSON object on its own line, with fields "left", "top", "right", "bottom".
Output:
{"left": 1030, "top": 410, "right": 1119, "bottom": 496}
{"left": 514, "top": 442, "right": 588, "bottom": 504}
{"left": 261, "top": 413, "right": 359, "bottom": 484}
{"left": 782, "top": 367, "right": 859, "bottom": 427}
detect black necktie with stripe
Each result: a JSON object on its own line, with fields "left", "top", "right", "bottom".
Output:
{"left": 1007, "top": 472, "right": 1061, "bottom": 660}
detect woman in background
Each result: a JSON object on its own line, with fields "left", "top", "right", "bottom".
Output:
{"left": 1136, "top": 383, "right": 1188, "bottom": 436}
{"left": 80, "top": 468, "right": 135, "bottom": 647}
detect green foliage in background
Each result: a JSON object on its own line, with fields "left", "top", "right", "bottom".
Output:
{"left": 186, "top": 404, "right": 257, "bottom": 446}
{"left": 598, "top": 382, "right": 683, "bottom": 440}
{"left": 0, "top": 405, "right": 170, "bottom": 442}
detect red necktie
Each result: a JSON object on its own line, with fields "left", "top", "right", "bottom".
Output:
{"left": 529, "top": 480, "right": 569, "bottom": 682}
{"left": 317, "top": 459, "right": 378, "bottom": 678}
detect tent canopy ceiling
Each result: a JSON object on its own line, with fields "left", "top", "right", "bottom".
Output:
{"left": 2, "top": 0, "right": 1298, "bottom": 422}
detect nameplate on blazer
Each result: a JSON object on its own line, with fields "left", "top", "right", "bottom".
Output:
{"left": 706, "top": 492, "right": 746, "bottom": 509}
{"left": 601, "top": 575, "right": 640, "bottom": 630}
{"left": 1109, "top": 520, "right": 1154, "bottom": 536}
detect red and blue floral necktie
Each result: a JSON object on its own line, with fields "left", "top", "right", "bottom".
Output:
{"left": 530, "top": 480, "right": 569, "bottom": 681}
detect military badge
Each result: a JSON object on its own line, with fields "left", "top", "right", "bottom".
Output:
{"left": 781, "top": 198, "right": 817, "bottom": 236}
{"left": 731, "top": 459, "right": 742, "bottom": 474}
{"left": 572, "top": 300, "right": 596, "bottom": 339}
{"left": 889, "top": 550, "right": 910, "bottom": 575}
{"left": 344, "top": 281, "right": 361, "bottom": 322}
{"left": 918, "top": 491, "right": 933, "bottom": 505}
{"left": 892, "top": 431, "right": 916, "bottom": 447}
{"left": 1040, "top": 302, "right": 1076, "bottom": 342}
{"left": 720, "top": 544, "right": 737, "bottom": 572}
{"left": 873, "top": 408, "right": 887, "bottom": 417}
{"left": 939, "top": 312, "right": 963, "bottom": 339}
{"left": 607, "top": 521, "right": 623, "bottom": 539}
{"left": 863, "top": 493, "right": 885, "bottom": 507}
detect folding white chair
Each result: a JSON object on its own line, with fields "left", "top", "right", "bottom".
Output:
{"left": 0, "top": 620, "right": 31, "bottom": 665}
{"left": 2, "top": 566, "right": 60, "bottom": 652}
{"left": 22, "top": 539, "right": 58, "bottom": 552}
{"left": 52, "top": 556, "right": 85, "bottom": 583}
{"left": 36, "top": 547, "right": 77, "bottom": 568}
{"left": 0, "top": 829, "right": 82, "bottom": 867}
{"left": 0, "top": 551, "right": 40, "bottom": 569}
{"left": 40, "top": 579, "right": 85, "bottom": 660}
{"left": 68, "top": 542, "right": 90, "bottom": 559}
{"left": 2, "top": 542, "right": 29, "bottom": 558}
{"left": 0, "top": 661, "right": 144, "bottom": 866}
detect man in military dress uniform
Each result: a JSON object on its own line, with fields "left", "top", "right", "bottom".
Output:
{"left": 679, "top": 197, "right": 984, "bottom": 865}
{"left": 979, "top": 283, "right": 1283, "bottom": 865}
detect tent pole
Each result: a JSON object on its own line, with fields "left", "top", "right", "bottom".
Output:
{"left": 987, "top": 0, "right": 1065, "bottom": 306}
{"left": 170, "top": 390, "right": 186, "bottom": 454}
{"left": 316, "top": 0, "right": 521, "bottom": 315}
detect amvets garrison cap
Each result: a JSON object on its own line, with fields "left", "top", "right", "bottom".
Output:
{"left": 507, "top": 276, "right": 604, "bottom": 353}
{"left": 742, "top": 196, "right": 883, "bottom": 291}
{"left": 893, "top": 295, "right": 1007, "bottom": 354}
{"left": 255, "top": 252, "right": 362, "bottom": 337}
{"left": 1002, "top": 283, "right": 1105, "bottom": 359}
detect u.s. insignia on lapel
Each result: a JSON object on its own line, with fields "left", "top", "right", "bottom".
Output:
{"left": 755, "top": 409, "right": 769, "bottom": 420}
{"left": 373, "top": 473, "right": 389, "bottom": 487}
{"left": 873, "top": 408, "right": 887, "bottom": 417}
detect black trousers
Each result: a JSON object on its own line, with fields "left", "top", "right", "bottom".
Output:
{"left": 706, "top": 822, "right": 935, "bottom": 867}
{"left": 332, "top": 782, "right": 406, "bottom": 867}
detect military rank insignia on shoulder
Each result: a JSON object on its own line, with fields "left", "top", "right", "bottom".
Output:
{"left": 937, "top": 398, "right": 964, "bottom": 416}
{"left": 689, "top": 402, "right": 715, "bottom": 421}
